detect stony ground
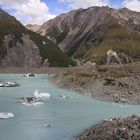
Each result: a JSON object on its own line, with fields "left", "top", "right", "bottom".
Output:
{"left": 52, "top": 62, "right": 140, "bottom": 104}
{"left": 77, "top": 115, "right": 140, "bottom": 140}
{"left": 0, "top": 67, "right": 68, "bottom": 74}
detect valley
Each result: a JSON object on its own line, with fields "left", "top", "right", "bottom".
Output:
{"left": 0, "top": 3, "right": 140, "bottom": 140}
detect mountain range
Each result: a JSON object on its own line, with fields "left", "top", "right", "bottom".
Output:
{"left": 0, "top": 9, "right": 76, "bottom": 67}
{"left": 38, "top": 6, "right": 140, "bottom": 64}
{"left": 0, "top": 6, "right": 140, "bottom": 67}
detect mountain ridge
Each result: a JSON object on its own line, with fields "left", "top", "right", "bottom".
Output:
{"left": 0, "top": 9, "right": 76, "bottom": 67}
{"left": 38, "top": 6, "right": 140, "bottom": 64}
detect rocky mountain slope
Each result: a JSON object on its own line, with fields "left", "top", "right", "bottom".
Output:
{"left": 38, "top": 6, "right": 140, "bottom": 64}
{"left": 0, "top": 9, "right": 76, "bottom": 67}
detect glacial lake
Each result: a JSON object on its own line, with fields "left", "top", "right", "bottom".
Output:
{"left": 0, "top": 74, "right": 140, "bottom": 140}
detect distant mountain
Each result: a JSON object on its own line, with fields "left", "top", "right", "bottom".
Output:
{"left": 38, "top": 6, "right": 140, "bottom": 64}
{"left": 0, "top": 9, "right": 76, "bottom": 67}
{"left": 26, "top": 24, "right": 41, "bottom": 33}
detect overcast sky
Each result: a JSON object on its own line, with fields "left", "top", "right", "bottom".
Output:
{"left": 0, "top": 0, "right": 140, "bottom": 25}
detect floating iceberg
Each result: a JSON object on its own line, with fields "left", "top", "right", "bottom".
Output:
{"left": 23, "top": 73, "right": 36, "bottom": 77}
{"left": 22, "top": 101, "right": 44, "bottom": 106}
{"left": 34, "top": 89, "right": 50, "bottom": 99}
{"left": 0, "top": 81, "right": 19, "bottom": 87}
{"left": 0, "top": 112, "right": 14, "bottom": 119}
{"left": 19, "top": 97, "right": 44, "bottom": 106}
{"left": 19, "top": 90, "right": 50, "bottom": 106}
{"left": 43, "top": 123, "right": 51, "bottom": 127}
{"left": 19, "top": 97, "right": 39, "bottom": 103}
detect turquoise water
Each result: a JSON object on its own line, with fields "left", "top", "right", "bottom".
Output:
{"left": 0, "top": 74, "right": 140, "bottom": 140}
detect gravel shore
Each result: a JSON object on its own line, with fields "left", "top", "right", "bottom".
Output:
{"left": 52, "top": 62, "right": 140, "bottom": 104}
{"left": 50, "top": 63, "right": 140, "bottom": 139}
{"left": 77, "top": 115, "right": 140, "bottom": 140}
{"left": 0, "top": 67, "right": 68, "bottom": 74}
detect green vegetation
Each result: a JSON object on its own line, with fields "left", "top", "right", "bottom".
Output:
{"left": 30, "top": 32, "right": 76, "bottom": 67}
{"left": 0, "top": 44, "right": 7, "bottom": 59}
{"left": 104, "top": 78, "right": 115, "bottom": 86}
{"left": 96, "top": 65, "right": 108, "bottom": 72}
{"left": 68, "top": 75, "right": 89, "bottom": 86}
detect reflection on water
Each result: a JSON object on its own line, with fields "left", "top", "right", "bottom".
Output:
{"left": 0, "top": 74, "right": 140, "bottom": 140}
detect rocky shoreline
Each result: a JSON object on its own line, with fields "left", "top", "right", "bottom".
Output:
{"left": 51, "top": 63, "right": 140, "bottom": 139}
{"left": 52, "top": 62, "right": 140, "bottom": 104}
{"left": 77, "top": 115, "right": 140, "bottom": 140}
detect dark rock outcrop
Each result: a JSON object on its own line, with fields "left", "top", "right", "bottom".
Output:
{"left": 1, "top": 34, "right": 41, "bottom": 67}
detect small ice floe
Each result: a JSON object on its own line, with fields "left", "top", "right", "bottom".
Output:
{"left": 19, "top": 97, "right": 39, "bottom": 103}
{"left": 0, "top": 112, "right": 14, "bottom": 119}
{"left": 108, "top": 118, "right": 113, "bottom": 121}
{"left": 34, "top": 89, "right": 50, "bottom": 99}
{"left": 43, "top": 123, "right": 51, "bottom": 128}
{"left": 19, "top": 97, "right": 43, "bottom": 106}
{"left": 104, "top": 118, "right": 114, "bottom": 122}
{"left": 23, "top": 73, "right": 36, "bottom": 77}
{"left": 0, "top": 83, "right": 4, "bottom": 87}
{"left": 59, "top": 94, "right": 71, "bottom": 99}
{"left": 0, "top": 81, "right": 19, "bottom": 87}
{"left": 19, "top": 90, "right": 50, "bottom": 106}
{"left": 105, "top": 118, "right": 118, "bottom": 122}
{"left": 22, "top": 101, "right": 44, "bottom": 106}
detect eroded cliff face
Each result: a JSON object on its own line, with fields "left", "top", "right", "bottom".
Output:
{"left": 1, "top": 34, "right": 41, "bottom": 67}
